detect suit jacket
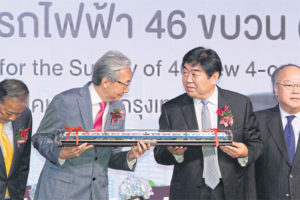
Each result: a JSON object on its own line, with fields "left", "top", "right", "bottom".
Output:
{"left": 154, "top": 87, "right": 262, "bottom": 200}
{"left": 255, "top": 105, "right": 300, "bottom": 200}
{"left": 32, "top": 83, "right": 134, "bottom": 200}
{"left": 0, "top": 108, "right": 32, "bottom": 200}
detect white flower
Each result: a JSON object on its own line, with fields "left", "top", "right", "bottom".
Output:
{"left": 119, "top": 176, "right": 153, "bottom": 200}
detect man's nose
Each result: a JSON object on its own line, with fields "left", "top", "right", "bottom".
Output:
{"left": 124, "top": 86, "right": 130, "bottom": 93}
{"left": 186, "top": 72, "right": 194, "bottom": 82}
{"left": 8, "top": 114, "right": 18, "bottom": 121}
{"left": 291, "top": 84, "right": 300, "bottom": 93}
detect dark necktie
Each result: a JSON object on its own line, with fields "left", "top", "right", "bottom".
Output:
{"left": 284, "top": 115, "right": 296, "bottom": 163}
{"left": 201, "top": 100, "right": 220, "bottom": 189}
{"left": 93, "top": 102, "right": 107, "bottom": 131}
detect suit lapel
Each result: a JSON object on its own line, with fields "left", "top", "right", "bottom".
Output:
{"left": 293, "top": 136, "right": 300, "bottom": 166}
{"left": 217, "top": 88, "right": 231, "bottom": 131}
{"left": 267, "top": 106, "right": 291, "bottom": 165}
{"left": 104, "top": 102, "right": 114, "bottom": 130}
{"left": 0, "top": 141, "right": 5, "bottom": 178}
{"left": 180, "top": 95, "right": 199, "bottom": 130}
{"left": 104, "top": 102, "right": 125, "bottom": 130}
{"left": 217, "top": 89, "right": 223, "bottom": 129}
{"left": 10, "top": 120, "right": 20, "bottom": 177}
{"left": 1, "top": 119, "right": 22, "bottom": 178}
{"left": 77, "top": 83, "right": 93, "bottom": 130}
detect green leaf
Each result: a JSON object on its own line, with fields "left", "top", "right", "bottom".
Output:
{"left": 148, "top": 180, "right": 168, "bottom": 187}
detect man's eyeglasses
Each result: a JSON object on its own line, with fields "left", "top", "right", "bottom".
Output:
{"left": 116, "top": 80, "right": 129, "bottom": 90}
{"left": 277, "top": 82, "right": 300, "bottom": 91}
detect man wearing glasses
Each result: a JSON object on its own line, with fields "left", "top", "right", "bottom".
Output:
{"left": 32, "top": 50, "right": 150, "bottom": 200}
{"left": 0, "top": 79, "right": 32, "bottom": 200}
{"left": 154, "top": 47, "right": 262, "bottom": 200}
{"left": 255, "top": 64, "right": 300, "bottom": 199}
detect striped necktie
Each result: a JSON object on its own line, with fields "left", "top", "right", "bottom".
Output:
{"left": 201, "top": 100, "right": 220, "bottom": 189}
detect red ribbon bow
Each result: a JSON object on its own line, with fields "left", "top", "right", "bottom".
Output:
{"left": 203, "top": 128, "right": 221, "bottom": 147}
{"left": 64, "top": 125, "right": 90, "bottom": 146}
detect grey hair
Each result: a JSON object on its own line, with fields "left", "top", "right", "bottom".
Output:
{"left": 0, "top": 79, "right": 29, "bottom": 104}
{"left": 92, "top": 50, "right": 131, "bottom": 85}
{"left": 271, "top": 64, "right": 300, "bottom": 87}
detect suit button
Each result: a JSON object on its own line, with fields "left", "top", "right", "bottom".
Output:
{"left": 290, "top": 174, "right": 293, "bottom": 178}
{"left": 93, "top": 177, "right": 96, "bottom": 181}
{"left": 286, "top": 193, "right": 290, "bottom": 197}
{"left": 95, "top": 157, "right": 98, "bottom": 160}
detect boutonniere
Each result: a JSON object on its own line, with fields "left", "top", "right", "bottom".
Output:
{"left": 216, "top": 105, "right": 233, "bottom": 127}
{"left": 110, "top": 108, "right": 125, "bottom": 124}
{"left": 16, "top": 128, "right": 30, "bottom": 148}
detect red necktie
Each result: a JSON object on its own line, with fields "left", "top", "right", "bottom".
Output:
{"left": 93, "top": 102, "right": 107, "bottom": 131}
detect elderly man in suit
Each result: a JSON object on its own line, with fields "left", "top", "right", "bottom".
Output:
{"left": 255, "top": 64, "right": 300, "bottom": 200}
{"left": 154, "top": 47, "right": 262, "bottom": 200}
{"left": 0, "top": 79, "right": 32, "bottom": 200}
{"left": 32, "top": 50, "right": 150, "bottom": 200}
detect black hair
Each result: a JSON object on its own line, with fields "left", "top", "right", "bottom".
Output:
{"left": 182, "top": 47, "right": 223, "bottom": 77}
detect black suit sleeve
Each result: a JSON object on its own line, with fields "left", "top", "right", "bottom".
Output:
{"left": 154, "top": 104, "right": 178, "bottom": 165}
{"left": 14, "top": 109, "right": 32, "bottom": 200}
{"left": 243, "top": 98, "right": 263, "bottom": 165}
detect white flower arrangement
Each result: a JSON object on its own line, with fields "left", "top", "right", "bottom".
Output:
{"left": 119, "top": 175, "right": 153, "bottom": 200}
{"left": 28, "top": 184, "right": 37, "bottom": 200}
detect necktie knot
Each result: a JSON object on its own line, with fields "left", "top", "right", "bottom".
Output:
{"left": 201, "top": 100, "right": 209, "bottom": 106}
{"left": 99, "top": 102, "right": 107, "bottom": 110}
{"left": 286, "top": 115, "right": 296, "bottom": 123}
{"left": 93, "top": 102, "right": 107, "bottom": 131}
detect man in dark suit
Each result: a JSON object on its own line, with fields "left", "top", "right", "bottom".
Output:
{"left": 32, "top": 50, "right": 150, "bottom": 200}
{"left": 255, "top": 64, "right": 300, "bottom": 200}
{"left": 154, "top": 47, "right": 262, "bottom": 200}
{"left": 0, "top": 79, "right": 32, "bottom": 200}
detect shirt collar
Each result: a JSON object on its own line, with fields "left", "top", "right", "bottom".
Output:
{"left": 4, "top": 121, "right": 12, "bottom": 129}
{"left": 89, "top": 83, "right": 102, "bottom": 105}
{"left": 193, "top": 86, "right": 218, "bottom": 105}
{"left": 279, "top": 105, "right": 300, "bottom": 119}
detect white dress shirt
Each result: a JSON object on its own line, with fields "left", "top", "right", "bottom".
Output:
{"left": 89, "top": 83, "right": 109, "bottom": 127}
{"left": 173, "top": 87, "right": 219, "bottom": 166}
{"left": 194, "top": 87, "right": 221, "bottom": 177}
{"left": 0, "top": 122, "right": 14, "bottom": 155}
{"left": 89, "top": 84, "right": 136, "bottom": 168}
{"left": 59, "top": 84, "right": 136, "bottom": 168}
{"left": 279, "top": 106, "right": 300, "bottom": 150}
{"left": 174, "top": 87, "right": 247, "bottom": 167}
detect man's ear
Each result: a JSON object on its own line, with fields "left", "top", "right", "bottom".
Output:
{"left": 273, "top": 85, "right": 278, "bottom": 97}
{"left": 101, "top": 77, "right": 112, "bottom": 88}
{"left": 210, "top": 71, "right": 219, "bottom": 85}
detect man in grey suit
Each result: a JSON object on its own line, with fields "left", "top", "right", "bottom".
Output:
{"left": 32, "top": 51, "right": 150, "bottom": 200}
{"left": 154, "top": 47, "right": 262, "bottom": 199}
{"left": 255, "top": 64, "right": 300, "bottom": 200}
